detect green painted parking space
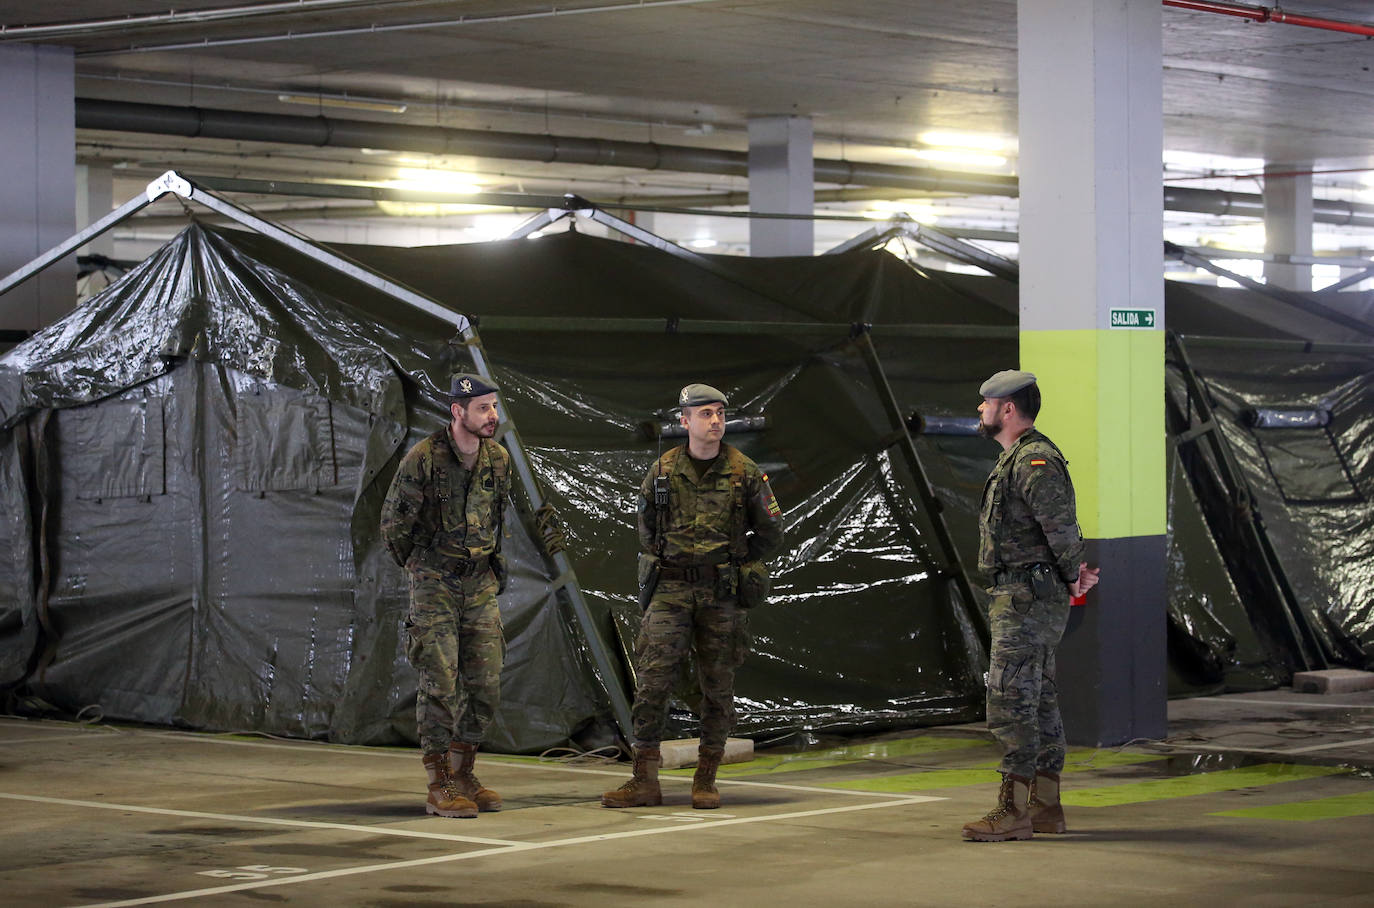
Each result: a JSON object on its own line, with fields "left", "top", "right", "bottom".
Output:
{"left": 1212, "top": 789, "right": 1374, "bottom": 821}
{"left": 1063, "top": 763, "right": 1346, "bottom": 807}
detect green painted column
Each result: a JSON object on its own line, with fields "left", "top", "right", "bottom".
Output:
{"left": 1017, "top": 0, "right": 1167, "bottom": 745}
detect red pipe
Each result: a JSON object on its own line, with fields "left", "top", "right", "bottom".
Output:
{"left": 1163, "top": 0, "right": 1374, "bottom": 37}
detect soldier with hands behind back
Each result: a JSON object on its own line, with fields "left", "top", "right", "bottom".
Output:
{"left": 381, "top": 373, "right": 511, "bottom": 819}
{"left": 602, "top": 383, "right": 784, "bottom": 810}
{"left": 963, "top": 370, "right": 1100, "bottom": 843}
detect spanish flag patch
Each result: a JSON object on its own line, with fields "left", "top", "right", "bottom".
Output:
{"left": 1029, "top": 459, "right": 1047, "bottom": 466}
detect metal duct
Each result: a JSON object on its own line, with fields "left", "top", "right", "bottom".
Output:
{"left": 74, "top": 99, "right": 1016, "bottom": 197}
{"left": 75, "top": 98, "right": 1374, "bottom": 227}
{"left": 1244, "top": 408, "right": 1333, "bottom": 429}
{"left": 907, "top": 413, "right": 983, "bottom": 436}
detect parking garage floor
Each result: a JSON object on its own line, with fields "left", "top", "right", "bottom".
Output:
{"left": 2, "top": 688, "right": 1372, "bottom": 907}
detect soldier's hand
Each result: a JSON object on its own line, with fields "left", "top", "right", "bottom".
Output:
{"left": 1069, "top": 562, "right": 1101, "bottom": 598}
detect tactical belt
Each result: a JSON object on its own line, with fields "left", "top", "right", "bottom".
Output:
{"left": 992, "top": 563, "right": 1048, "bottom": 586}
{"left": 449, "top": 554, "right": 494, "bottom": 578}
{"left": 658, "top": 564, "right": 719, "bottom": 583}
{"left": 658, "top": 554, "right": 733, "bottom": 584}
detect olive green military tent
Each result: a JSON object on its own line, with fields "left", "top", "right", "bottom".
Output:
{"left": 3, "top": 211, "right": 1372, "bottom": 752}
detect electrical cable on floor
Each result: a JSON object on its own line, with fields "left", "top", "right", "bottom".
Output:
{"left": 536, "top": 744, "right": 622, "bottom": 764}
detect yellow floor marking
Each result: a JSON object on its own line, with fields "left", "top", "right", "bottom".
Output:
{"left": 1212, "top": 789, "right": 1374, "bottom": 822}
{"left": 665, "top": 736, "right": 986, "bottom": 778}
{"left": 1063, "top": 763, "right": 1346, "bottom": 807}
{"left": 814, "top": 748, "right": 1165, "bottom": 793}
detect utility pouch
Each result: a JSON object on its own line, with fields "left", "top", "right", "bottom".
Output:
{"left": 737, "top": 560, "right": 771, "bottom": 609}
{"left": 1030, "top": 562, "right": 1060, "bottom": 600}
{"left": 491, "top": 554, "right": 508, "bottom": 595}
{"left": 637, "top": 553, "right": 661, "bottom": 611}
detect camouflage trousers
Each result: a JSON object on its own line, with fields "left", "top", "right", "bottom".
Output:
{"left": 406, "top": 564, "right": 505, "bottom": 756}
{"left": 986, "top": 579, "right": 1070, "bottom": 778}
{"left": 631, "top": 579, "right": 750, "bottom": 749}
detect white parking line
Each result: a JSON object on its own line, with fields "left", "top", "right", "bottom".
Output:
{"left": 79, "top": 796, "right": 936, "bottom": 907}
{"left": 1190, "top": 697, "right": 1374, "bottom": 710}
{"left": 0, "top": 792, "right": 521, "bottom": 846}
{"left": 0, "top": 732, "right": 122, "bottom": 746}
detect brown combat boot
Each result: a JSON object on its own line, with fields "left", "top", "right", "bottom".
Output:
{"left": 961, "top": 773, "right": 1033, "bottom": 842}
{"left": 692, "top": 745, "right": 725, "bottom": 809}
{"left": 600, "top": 744, "right": 663, "bottom": 808}
{"left": 1029, "top": 770, "right": 1067, "bottom": 833}
{"left": 448, "top": 741, "right": 502, "bottom": 812}
{"left": 422, "top": 753, "right": 478, "bottom": 818}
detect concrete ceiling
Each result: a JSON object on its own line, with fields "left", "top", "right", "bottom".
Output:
{"left": 5, "top": 0, "right": 1374, "bottom": 256}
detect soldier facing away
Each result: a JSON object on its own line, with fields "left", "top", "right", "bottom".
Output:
{"left": 963, "top": 370, "right": 1100, "bottom": 842}
{"left": 602, "top": 383, "right": 784, "bottom": 810}
{"left": 381, "top": 373, "right": 511, "bottom": 819}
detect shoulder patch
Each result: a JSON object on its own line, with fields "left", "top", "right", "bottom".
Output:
{"left": 1029, "top": 458, "right": 1047, "bottom": 466}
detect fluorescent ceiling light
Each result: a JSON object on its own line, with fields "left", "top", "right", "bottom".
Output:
{"left": 386, "top": 168, "right": 483, "bottom": 195}
{"left": 278, "top": 93, "right": 407, "bottom": 114}
{"left": 910, "top": 148, "right": 1007, "bottom": 169}
{"left": 376, "top": 201, "right": 494, "bottom": 217}
{"left": 918, "top": 130, "right": 1006, "bottom": 152}
{"left": 688, "top": 237, "right": 717, "bottom": 248}
{"left": 862, "top": 199, "right": 938, "bottom": 222}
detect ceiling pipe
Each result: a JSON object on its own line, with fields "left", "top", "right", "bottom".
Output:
{"left": 0, "top": 0, "right": 399, "bottom": 40}
{"left": 75, "top": 98, "right": 1374, "bottom": 228}
{"left": 1163, "top": 1, "right": 1374, "bottom": 38}
{"left": 75, "top": 98, "right": 1021, "bottom": 197}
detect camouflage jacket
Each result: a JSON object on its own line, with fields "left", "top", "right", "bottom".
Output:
{"left": 638, "top": 443, "right": 784, "bottom": 565}
{"left": 380, "top": 429, "right": 510, "bottom": 571}
{"left": 978, "top": 428, "right": 1084, "bottom": 582}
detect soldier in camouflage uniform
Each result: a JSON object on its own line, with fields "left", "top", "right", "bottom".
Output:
{"left": 602, "top": 383, "right": 784, "bottom": 810}
{"left": 381, "top": 373, "right": 511, "bottom": 819}
{"left": 963, "top": 370, "right": 1100, "bottom": 843}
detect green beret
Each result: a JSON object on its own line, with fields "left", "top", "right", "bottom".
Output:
{"left": 979, "top": 370, "right": 1037, "bottom": 398}
{"left": 678, "top": 382, "right": 728, "bottom": 408}
{"left": 450, "top": 373, "right": 499, "bottom": 399}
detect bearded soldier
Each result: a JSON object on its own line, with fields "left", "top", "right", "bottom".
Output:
{"left": 602, "top": 383, "right": 784, "bottom": 810}
{"left": 963, "top": 370, "right": 1100, "bottom": 842}
{"left": 381, "top": 373, "right": 510, "bottom": 819}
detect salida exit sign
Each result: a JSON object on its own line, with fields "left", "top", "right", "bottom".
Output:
{"left": 1109, "top": 308, "right": 1156, "bottom": 329}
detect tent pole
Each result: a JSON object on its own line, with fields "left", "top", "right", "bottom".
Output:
{"left": 1320, "top": 263, "right": 1374, "bottom": 293}
{"left": 507, "top": 207, "right": 572, "bottom": 239}
{"left": 1164, "top": 241, "right": 1374, "bottom": 338}
{"left": 851, "top": 328, "right": 990, "bottom": 650}
{"left": 822, "top": 225, "right": 902, "bottom": 256}
{"left": 907, "top": 223, "right": 1019, "bottom": 283}
{"left": 1166, "top": 332, "right": 1327, "bottom": 673}
{"left": 0, "top": 189, "right": 158, "bottom": 299}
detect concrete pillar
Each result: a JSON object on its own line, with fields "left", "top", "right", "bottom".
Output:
{"left": 76, "top": 163, "right": 115, "bottom": 257}
{"left": 747, "top": 116, "right": 813, "bottom": 256}
{"left": 1263, "top": 163, "right": 1313, "bottom": 291}
{"left": 1017, "top": 0, "right": 1167, "bottom": 746}
{"left": 0, "top": 44, "right": 75, "bottom": 334}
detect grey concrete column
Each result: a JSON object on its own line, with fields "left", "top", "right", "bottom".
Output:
{"left": 76, "top": 163, "right": 115, "bottom": 257}
{"left": 1263, "top": 163, "right": 1313, "bottom": 291}
{"left": 1017, "top": 0, "right": 1167, "bottom": 747}
{"left": 747, "top": 116, "right": 813, "bottom": 256}
{"left": 0, "top": 44, "right": 75, "bottom": 333}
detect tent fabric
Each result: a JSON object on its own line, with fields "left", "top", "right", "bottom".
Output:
{"left": 4, "top": 219, "right": 1372, "bottom": 749}
{"left": 0, "top": 224, "right": 995, "bottom": 749}
{"left": 0, "top": 225, "right": 607, "bottom": 751}
{"left": 1168, "top": 344, "right": 1374, "bottom": 671}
